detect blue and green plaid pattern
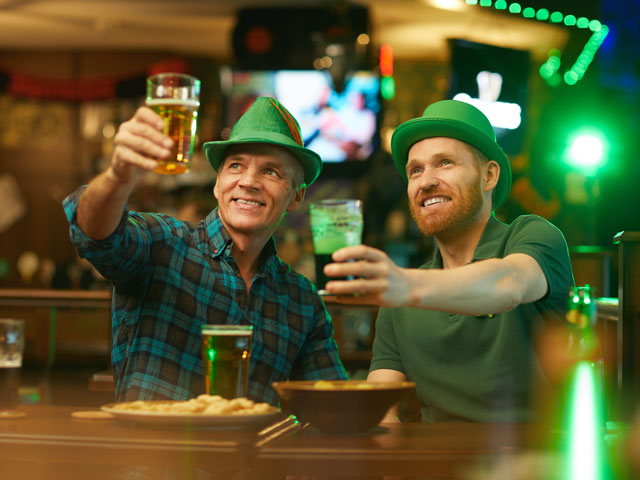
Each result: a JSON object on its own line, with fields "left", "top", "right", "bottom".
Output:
{"left": 63, "top": 187, "right": 347, "bottom": 405}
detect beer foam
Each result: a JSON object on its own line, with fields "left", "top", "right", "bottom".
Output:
{"left": 145, "top": 98, "right": 200, "bottom": 108}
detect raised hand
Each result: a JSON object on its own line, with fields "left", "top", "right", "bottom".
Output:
{"left": 110, "top": 106, "right": 174, "bottom": 184}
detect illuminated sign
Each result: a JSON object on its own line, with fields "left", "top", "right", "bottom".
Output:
{"left": 452, "top": 71, "right": 522, "bottom": 130}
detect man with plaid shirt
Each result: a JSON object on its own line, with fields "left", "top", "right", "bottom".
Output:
{"left": 64, "top": 97, "right": 347, "bottom": 405}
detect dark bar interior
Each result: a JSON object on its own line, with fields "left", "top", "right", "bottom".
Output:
{"left": 0, "top": 1, "right": 639, "bottom": 478}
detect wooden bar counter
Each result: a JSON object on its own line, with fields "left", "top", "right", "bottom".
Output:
{"left": 0, "top": 404, "right": 542, "bottom": 480}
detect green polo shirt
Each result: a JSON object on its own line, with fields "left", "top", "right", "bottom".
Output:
{"left": 370, "top": 214, "right": 574, "bottom": 422}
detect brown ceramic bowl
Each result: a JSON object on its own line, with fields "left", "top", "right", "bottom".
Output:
{"left": 272, "top": 380, "right": 416, "bottom": 434}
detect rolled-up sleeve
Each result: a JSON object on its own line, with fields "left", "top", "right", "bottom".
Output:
{"left": 62, "top": 186, "right": 151, "bottom": 286}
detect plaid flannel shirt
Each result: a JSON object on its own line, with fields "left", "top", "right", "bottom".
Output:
{"left": 63, "top": 186, "right": 347, "bottom": 405}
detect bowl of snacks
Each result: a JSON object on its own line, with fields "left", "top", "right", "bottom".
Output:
{"left": 272, "top": 380, "right": 415, "bottom": 434}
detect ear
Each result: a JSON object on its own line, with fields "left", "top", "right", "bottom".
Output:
{"left": 286, "top": 186, "right": 306, "bottom": 212}
{"left": 213, "top": 180, "right": 219, "bottom": 201}
{"left": 483, "top": 160, "right": 500, "bottom": 193}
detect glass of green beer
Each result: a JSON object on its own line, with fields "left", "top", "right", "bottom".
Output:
{"left": 146, "top": 72, "right": 200, "bottom": 175}
{"left": 310, "top": 199, "right": 363, "bottom": 295}
{"left": 201, "top": 325, "right": 253, "bottom": 399}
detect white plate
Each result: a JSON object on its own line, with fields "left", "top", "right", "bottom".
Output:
{"left": 100, "top": 402, "right": 282, "bottom": 429}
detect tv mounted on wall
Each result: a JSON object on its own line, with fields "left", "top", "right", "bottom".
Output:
{"left": 220, "top": 68, "right": 381, "bottom": 172}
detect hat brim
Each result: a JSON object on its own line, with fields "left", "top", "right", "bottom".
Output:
{"left": 391, "top": 117, "right": 512, "bottom": 210}
{"left": 203, "top": 131, "right": 322, "bottom": 186}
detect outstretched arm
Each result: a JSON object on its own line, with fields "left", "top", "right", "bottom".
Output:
{"left": 324, "top": 245, "right": 547, "bottom": 315}
{"left": 77, "top": 106, "right": 174, "bottom": 240}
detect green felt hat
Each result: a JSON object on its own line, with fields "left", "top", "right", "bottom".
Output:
{"left": 204, "top": 96, "right": 322, "bottom": 186}
{"left": 391, "top": 99, "right": 512, "bottom": 210}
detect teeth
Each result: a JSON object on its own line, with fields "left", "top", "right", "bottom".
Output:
{"left": 424, "top": 197, "right": 448, "bottom": 207}
{"left": 236, "top": 199, "right": 261, "bottom": 206}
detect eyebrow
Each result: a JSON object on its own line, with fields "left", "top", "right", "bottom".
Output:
{"left": 407, "top": 151, "right": 457, "bottom": 168}
{"left": 224, "top": 155, "right": 287, "bottom": 173}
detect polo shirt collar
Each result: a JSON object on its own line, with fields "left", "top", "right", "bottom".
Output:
{"left": 472, "top": 215, "right": 508, "bottom": 261}
{"left": 429, "top": 214, "right": 509, "bottom": 267}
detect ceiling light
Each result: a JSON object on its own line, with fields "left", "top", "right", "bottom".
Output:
{"left": 425, "top": 0, "right": 466, "bottom": 11}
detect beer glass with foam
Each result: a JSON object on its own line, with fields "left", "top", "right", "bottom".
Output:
{"left": 201, "top": 325, "right": 253, "bottom": 399}
{"left": 0, "top": 319, "right": 25, "bottom": 416}
{"left": 310, "top": 199, "right": 363, "bottom": 295}
{"left": 146, "top": 73, "right": 200, "bottom": 174}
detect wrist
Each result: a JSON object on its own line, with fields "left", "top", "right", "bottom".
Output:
{"left": 405, "top": 269, "right": 423, "bottom": 308}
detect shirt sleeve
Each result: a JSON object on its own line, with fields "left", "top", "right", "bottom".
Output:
{"left": 504, "top": 215, "right": 574, "bottom": 302}
{"left": 62, "top": 185, "right": 154, "bottom": 288}
{"left": 369, "top": 306, "right": 405, "bottom": 374}
{"left": 290, "top": 295, "right": 349, "bottom": 381}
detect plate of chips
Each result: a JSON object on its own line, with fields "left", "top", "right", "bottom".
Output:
{"left": 101, "top": 394, "right": 281, "bottom": 429}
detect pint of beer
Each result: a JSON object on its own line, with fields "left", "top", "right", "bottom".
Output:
{"left": 201, "top": 325, "right": 253, "bottom": 399}
{"left": 0, "top": 318, "right": 25, "bottom": 416}
{"left": 146, "top": 73, "right": 200, "bottom": 175}
{"left": 310, "top": 199, "right": 363, "bottom": 295}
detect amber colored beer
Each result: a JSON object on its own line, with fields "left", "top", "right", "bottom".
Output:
{"left": 201, "top": 325, "right": 252, "bottom": 399}
{"left": 146, "top": 98, "right": 199, "bottom": 175}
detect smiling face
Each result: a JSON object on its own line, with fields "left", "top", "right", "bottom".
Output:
{"left": 213, "top": 143, "right": 305, "bottom": 239}
{"left": 406, "top": 137, "right": 498, "bottom": 237}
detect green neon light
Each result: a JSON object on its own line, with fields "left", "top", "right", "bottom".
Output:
{"left": 564, "top": 71, "right": 578, "bottom": 85}
{"left": 494, "top": 0, "right": 507, "bottom": 10}
{"left": 547, "top": 73, "right": 561, "bottom": 86}
{"left": 509, "top": 3, "right": 521, "bottom": 13}
{"left": 550, "top": 11, "right": 563, "bottom": 23}
{"left": 466, "top": 2, "right": 608, "bottom": 86}
{"left": 577, "top": 17, "right": 590, "bottom": 29}
{"left": 589, "top": 20, "right": 602, "bottom": 31}
{"left": 536, "top": 8, "right": 549, "bottom": 21}
{"left": 381, "top": 76, "right": 395, "bottom": 100}
{"left": 563, "top": 362, "right": 604, "bottom": 480}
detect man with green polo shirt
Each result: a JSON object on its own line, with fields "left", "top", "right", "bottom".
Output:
{"left": 324, "top": 99, "right": 573, "bottom": 422}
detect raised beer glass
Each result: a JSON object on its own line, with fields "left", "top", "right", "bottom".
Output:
{"left": 201, "top": 325, "right": 253, "bottom": 399}
{"left": 146, "top": 72, "right": 200, "bottom": 175}
{"left": 0, "top": 318, "right": 25, "bottom": 417}
{"left": 310, "top": 199, "right": 363, "bottom": 295}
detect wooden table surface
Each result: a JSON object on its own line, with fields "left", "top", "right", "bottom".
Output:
{"left": 254, "top": 421, "right": 536, "bottom": 479}
{"left": 0, "top": 404, "right": 286, "bottom": 480}
{"left": 0, "top": 404, "right": 541, "bottom": 480}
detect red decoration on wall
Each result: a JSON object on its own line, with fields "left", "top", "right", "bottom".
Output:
{"left": 0, "top": 57, "right": 192, "bottom": 102}
{"left": 147, "top": 57, "right": 192, "bottom": 76}
{"left": 7, "top": 72, "right": 116, "bottom": 102}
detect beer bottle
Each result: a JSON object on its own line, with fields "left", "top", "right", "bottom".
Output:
{"left": 565, "top": 284, "right": 599, "bottom": 359}
{"left": 560, "top": 285, "right": 613, "bottom": 480}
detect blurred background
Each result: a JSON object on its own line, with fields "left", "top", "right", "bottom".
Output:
{"left": 0, "top": 0, "right": 637, "bottom": 378}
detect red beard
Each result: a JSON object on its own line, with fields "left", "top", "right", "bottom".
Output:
{"left": 409, "top": 175, "right": 484, "bottom": 237}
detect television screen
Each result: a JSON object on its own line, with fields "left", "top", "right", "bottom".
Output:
{"left": 448, "top": 39, "right": 530, "bottom": 155}
{"left": 220, "top": 69, "right": 381, "bottom": 164}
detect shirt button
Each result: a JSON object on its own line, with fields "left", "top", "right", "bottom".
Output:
{"left": 213, "top": 248, "right": 219, "bottom": 254}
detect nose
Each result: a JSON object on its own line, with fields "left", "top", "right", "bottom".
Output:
{"left": 238, "top": 166, "right": 261, "bottom": 189}
{"left": 413, "top": 170, "right": 439, "bottom": 191}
